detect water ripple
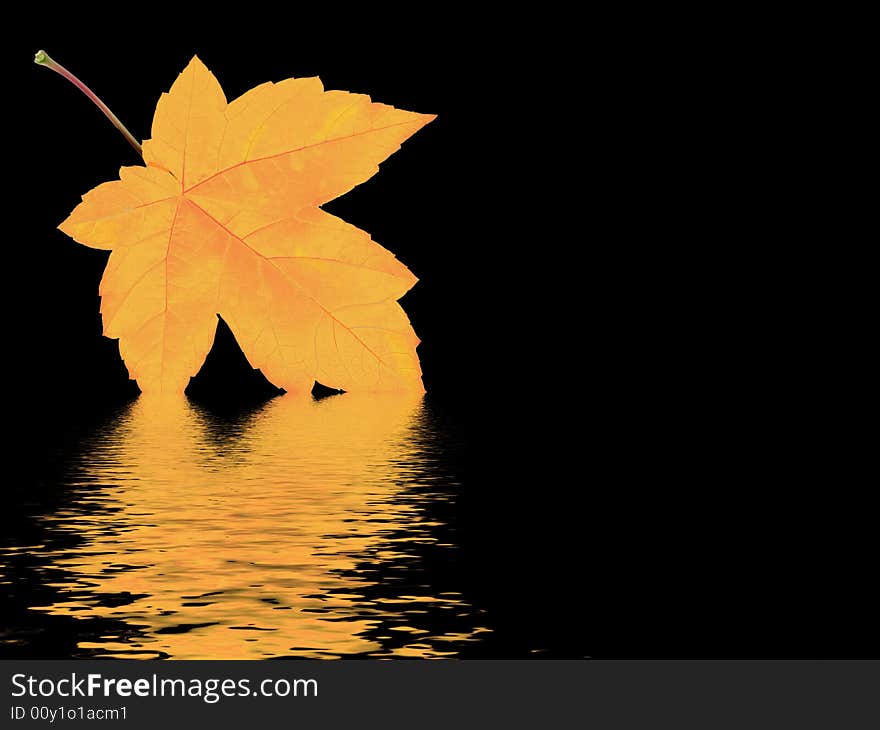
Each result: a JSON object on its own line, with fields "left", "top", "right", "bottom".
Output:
{"left": 1, "top": 393, "right": 485, "bottom": 659}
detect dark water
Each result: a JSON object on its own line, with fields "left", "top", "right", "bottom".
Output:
{"left": 1, "top": 393, "right": 495, "bottom": 659}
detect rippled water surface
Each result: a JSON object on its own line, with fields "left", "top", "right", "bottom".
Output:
{"left": 2, "top": 394, "right": 486, "bottom": 658}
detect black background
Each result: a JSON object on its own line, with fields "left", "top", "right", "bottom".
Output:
{"left": 2, "top": 13, "right": 873, "bottom": 658}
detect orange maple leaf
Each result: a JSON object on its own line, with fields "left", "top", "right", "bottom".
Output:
{"left": 59, "top": 57, "right": 434, "bottom": 395}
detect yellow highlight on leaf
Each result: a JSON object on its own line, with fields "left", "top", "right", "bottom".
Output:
{"left": 60, "top": 57, "right": 434, "bottom": 395}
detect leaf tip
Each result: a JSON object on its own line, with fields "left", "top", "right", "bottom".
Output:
{"left": 57, "top": 205, "right": 82, "bottom": 238}
{"left": 413, "top": 112, "right": 437, "bottom": 132}
{"left": 186, "top": 54, "right": 208, "bottom": 72}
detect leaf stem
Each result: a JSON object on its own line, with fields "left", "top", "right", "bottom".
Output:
{"left": 34, "top": 50, "right": 143, "bottom": 157}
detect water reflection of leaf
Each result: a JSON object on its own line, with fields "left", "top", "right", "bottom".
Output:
{"left": 30, "top": 393, "right": 481, "bottom": 658}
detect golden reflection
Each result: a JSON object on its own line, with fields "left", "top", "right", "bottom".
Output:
{"left": 28, "top": 393, "right": 482, "bottom": 658}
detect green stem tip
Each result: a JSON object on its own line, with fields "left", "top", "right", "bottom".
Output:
{"left": 34, "top": 49, "right": 143, "bottom": 157}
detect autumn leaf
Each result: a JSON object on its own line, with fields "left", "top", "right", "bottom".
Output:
{"left": 57, "top": 57, "right": 434, "bottom": 395}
